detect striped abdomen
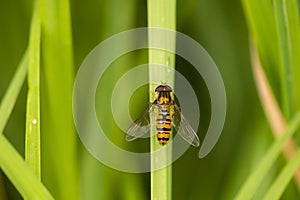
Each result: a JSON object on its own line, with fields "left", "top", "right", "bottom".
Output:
{"left": 156, "top": 108, "right": 172, "bottom": 145}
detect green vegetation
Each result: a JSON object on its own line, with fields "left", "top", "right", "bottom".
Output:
{"left": 235, "top": 112, "right": 300, "bottom": 200}
{"left": 148, "top": 0, "right": 175, "bottom": 199}
{"left": 0, "top": 0, "right": 300, "bottom": 199}
{"left": 25, "top": 0, "right": 41, "bottom": 180}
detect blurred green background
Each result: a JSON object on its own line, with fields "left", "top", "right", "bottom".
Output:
{"left": 0, "top": 0, "right": 300, "bottom": 199}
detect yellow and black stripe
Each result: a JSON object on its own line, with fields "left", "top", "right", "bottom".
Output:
{"left": 156, "top": 108, "right": 172, "bottom": 145}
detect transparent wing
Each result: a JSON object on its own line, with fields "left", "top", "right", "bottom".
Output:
{"left": 172, "top": 104, "right": 200, "bottom": 147}
{"left": 126, "top": 104, "right": 154, "bottom": 141}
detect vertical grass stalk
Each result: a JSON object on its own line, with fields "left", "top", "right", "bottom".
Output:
{"left": 25, "top": 0, "right": 41, "bottom": 179}
{"left": 148, "top": 0, "right": 176, "bottom": 199}
{"left": 41, "top": 0, "right": 79, "bottom": 198}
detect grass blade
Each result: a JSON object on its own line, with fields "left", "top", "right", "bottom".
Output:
{"left": 286, "top": 0, "right": 300, "bottom": 117}
{"left": 0, "top": 50, "right": 28, "bottom": 133}
{"left": 148, "top": 0, "right": 176, "bottom": 199}
{"left": 263, "top": 147, "right": 300, "bottom": 200}
{"left": 243, "top": 0, "right": 300, "bottom": 193}
{"left": 0, "top": 135, "right": 54, "bottom": 200}
{"left": 251, "top": 40, "right": 300, "bottom": 188}
{"left": 241, "top": 0, "right": 280, "bottom": 89}
{"left": 25, "top": 0, "right": 41, "bottom": 179}
{"left": 41, "top": 0, "right": 79, "bottom": 198}
{"left": 272, "top": 0, "right": 295, "bottom": 120}
{"left": 234, "top": 112, "right": 300, "bottom": 200}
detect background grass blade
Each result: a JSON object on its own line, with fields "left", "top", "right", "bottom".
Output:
{"left": 1, "top": 0, "right": 300, "bottom": 199}
{"left": 25, "top": 0, "right": 41, "bottom": 179}
{"left": 40, "top": 0, "right": 79, "bottom": 198}
{"left": 234, "top": 112, "right": 300, "bottom": 200}
{"left": 0, "top": 49, "right": 28, "bottom": 200}
{"left": 77, "top": 0, "right": 147, "bottom": 199}
{"left": 286, "top": 0, "right": 300, "bottom": 119}
{"left": 0, "top": 135, "right": 54, "bottom": 200}
{"left": 263, "top": 147, "right": 300, "bottom": 200}
{"left": 241, "top": 0, "right": 280, "bottom": 92}
{"left": 0, "top": 50, "right": 27, "bottom": 133}
{"left": 251, "top": 40, "right": 300, "bottom": 187}
{"left": 148, "top": 0, "right": 176, "bottom": 199}
{"left": 272, "top": 0, "right": 294, "bottom": 120}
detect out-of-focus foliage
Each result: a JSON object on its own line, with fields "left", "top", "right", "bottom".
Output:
{"left": 0, "top": 0, "right": 299, "bottom": 199}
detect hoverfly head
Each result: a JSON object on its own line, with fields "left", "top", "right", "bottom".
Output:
{"left": 155, "top": 84, "right": 172, "bottom": 93}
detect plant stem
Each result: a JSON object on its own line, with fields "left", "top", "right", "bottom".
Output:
{"left": 25, "top": 0, "right": 41, "bottom": 179}
{"left": 148, "top": 0, "right": 176, "bottom": 199}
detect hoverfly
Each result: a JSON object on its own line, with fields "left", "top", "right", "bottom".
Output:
{"left": 126, "top": 84, "right": 200, "bottom": 147}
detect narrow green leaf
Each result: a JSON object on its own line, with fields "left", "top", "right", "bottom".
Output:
{"left": 25, "top": 0, "right": 41, "bottom": 179}
{"left": 263, "top": 146, "right": 300, "bottom": 200}
{"left": 273, "top": 0, "right": 294, "bottom": 120}
{"left": 148, "top": 0, "right": 176, "bottom": 199}
{"left": 234, "top": 112, "right": 300, "bottom": 200}
{"left": 40, "top": 0, "right": 79, "bottom": 198}
{"left": 285, "top": 0, "right": 300, "bottom": 119}
{"left": 241, "top": 0, "right": 281, "bottom": 103}
{"left": 0, "top": 135, "right": 54, "bottom": 200}
{"left": 0, "top": 50, "right": 28, "bottom": 133}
